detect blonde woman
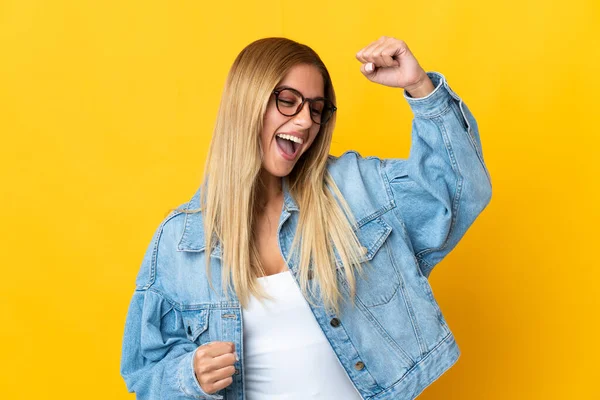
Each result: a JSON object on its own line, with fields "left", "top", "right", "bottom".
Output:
{"left": 120, "top": 36, "right": 492, "bottom": 400}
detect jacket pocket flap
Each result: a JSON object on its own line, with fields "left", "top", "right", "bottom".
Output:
{"left": 181, "top": 309, "right": 209, "bottom": 342}
{"left": 356, "top": 217, "right": 393, "bottom": 262}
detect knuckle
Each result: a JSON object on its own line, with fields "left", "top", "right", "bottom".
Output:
{"left": 196, "top": 363, "right": 209, "bottom": 375}
{"left": 195, "top": 348, "right": 206, "bottom": 359}
{"left": 204, "top": 383, "right": 216, "bottom": 394}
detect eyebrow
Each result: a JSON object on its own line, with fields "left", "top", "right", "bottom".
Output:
{"left": 274, "top": 85, "right": 326, "bottom": 100}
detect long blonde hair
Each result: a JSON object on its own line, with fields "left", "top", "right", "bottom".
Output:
{"left": 182, "top": 37, "right": 367, "bottom": 316}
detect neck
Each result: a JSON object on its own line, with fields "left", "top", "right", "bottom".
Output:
{"left": 257, "top": 169, "right": 283, "bottom": 210}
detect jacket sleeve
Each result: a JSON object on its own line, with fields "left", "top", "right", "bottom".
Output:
{"left": 120, "top": 226, "right": 223, "bottom": 399}
{"left": 381, "top": 71, "right": 492, "bottom": 278}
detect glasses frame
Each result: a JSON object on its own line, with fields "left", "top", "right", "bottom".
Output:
{"left": 272, "top": 87, "right": 337, "bottom": 125}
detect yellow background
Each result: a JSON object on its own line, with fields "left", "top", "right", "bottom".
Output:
{"left": 1, "top": 0, "right": 598, "bottom": 398}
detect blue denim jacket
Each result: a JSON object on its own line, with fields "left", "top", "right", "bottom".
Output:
{"left": 120, "top": 72, "right": 492, "bottom": 400}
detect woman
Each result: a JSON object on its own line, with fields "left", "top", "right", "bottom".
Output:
{"left": 120, "top": 36, "right": 492, "bottom": 400}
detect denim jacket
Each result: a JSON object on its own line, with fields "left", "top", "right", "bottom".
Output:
{"left": 120, "top": 72, "right": 492, "bottom": 400}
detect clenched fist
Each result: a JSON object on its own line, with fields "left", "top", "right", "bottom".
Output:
{"left": 193, "top": 341, "right": 238, "bottom": 395}
{"left": 356, "top": 36, "right": 435, "bottom": 98}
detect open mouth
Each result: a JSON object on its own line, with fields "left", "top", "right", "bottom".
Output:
{"left": 275, "top": 135, "right": 301, "bottom": 160}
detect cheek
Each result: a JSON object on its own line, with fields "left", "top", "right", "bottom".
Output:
{"left": 306, "top": 127, "right": 321, "bottom": 148}
{"left": 262, "top": 109, "right": 284, "bottom": 139}
{"left": 261, "top": 116, "right": 275, "bottom": 142}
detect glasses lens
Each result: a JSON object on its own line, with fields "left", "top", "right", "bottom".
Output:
{"left": 276, "top": 89, "right": 303, "bottom": 116}
{"left": 275, "top": 89, "right": 335, "bottom": 125}
{"left": 308, "top": 100, "right": 326, "bottom": 124}
{"left": 318, "top": 101, "right": 335, "bottom": 125}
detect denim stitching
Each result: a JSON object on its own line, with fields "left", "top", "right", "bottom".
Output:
{"left": 386, "top": 243, "right": 427, "bottom": 357}
{"left": 415, "top": 111, "right": 464, "bottom": 264}
{"left": 339, "top": 275, "right": 415, "bottom": 365}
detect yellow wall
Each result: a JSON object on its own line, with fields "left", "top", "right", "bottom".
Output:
{"left": 1, "top": 0, "right": 598, "bottom": 398}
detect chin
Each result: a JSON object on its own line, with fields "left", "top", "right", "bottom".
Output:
{"left": 261, "top": 163, "right": 294, "bottom": 179}
{"left": 274, "top": 166, "right": 295, "bottom": 177}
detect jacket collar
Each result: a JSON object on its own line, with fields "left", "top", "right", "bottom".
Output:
{"left": 281, "top": 176, "right": 300, "bottom": 212}
{"left": 177, "top": 177, "right": 298, "bottom": 254}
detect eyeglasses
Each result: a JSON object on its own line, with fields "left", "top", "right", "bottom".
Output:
{"left": 272, "top": 87, "right": 337, "bottom": 125}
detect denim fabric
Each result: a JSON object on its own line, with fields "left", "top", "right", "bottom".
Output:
{"left": 120, "top": 72, "right": 492, "bottom": 400}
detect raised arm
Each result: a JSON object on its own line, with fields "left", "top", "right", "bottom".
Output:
{"left": 356, "top": 37, "right": 492, "bottom": 277}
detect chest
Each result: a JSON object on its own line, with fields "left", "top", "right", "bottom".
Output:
{"left": 253, "top": 211, "right": 288, "bottom": 276}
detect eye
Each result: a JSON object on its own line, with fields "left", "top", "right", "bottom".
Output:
{"left": 310, "top": 104, "right": 323, "bottom": 115}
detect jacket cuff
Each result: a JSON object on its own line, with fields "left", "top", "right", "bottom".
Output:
{"left": 404, "top": 71, "right": 462, "bottom": 118}
{"left": 177, "top": 347, "right": 224, "bottom": 399}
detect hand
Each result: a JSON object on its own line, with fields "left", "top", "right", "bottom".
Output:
{"left": 356, "top": 36, "right": 434, "bottom": 97}
{"left": 193, "top": 341, "right": 238, "bottom": 394}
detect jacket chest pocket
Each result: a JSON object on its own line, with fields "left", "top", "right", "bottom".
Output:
{"left": 181, "top": 308, "right": 210, "bottom": 345}
{"left": 338, "top": 217, "right": 400, "bottom": 307}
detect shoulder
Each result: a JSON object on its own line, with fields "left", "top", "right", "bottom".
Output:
{"left": 326, "top": 150, "right": 395, "bottom": 226}
{"left": 326, "top": 150, "right": 385, "bottom": 185}
{"left": 134, "top": 189, "right": 203, "bottom": 290}
{"left": 327, "top": 149, "right": 380, "bottom": 168}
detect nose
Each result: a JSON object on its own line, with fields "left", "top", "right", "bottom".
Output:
{"left": 291, "top": 101, "right": 314, "bottom": 128}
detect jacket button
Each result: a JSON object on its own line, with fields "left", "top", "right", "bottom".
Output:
{"left": 354, "top": 361, "right": 365, "bottom": 370}
{"left": 307, "top": 270, "right": 314, "bottom": 280}
{"left": 234, "top": 368, "right": 240, "bottom": 375}
{"left": 330, "top": 318, "right": 341, "bottom": 327}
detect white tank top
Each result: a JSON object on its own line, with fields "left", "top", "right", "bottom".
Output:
{"left": 241, "top": 270, "right": 363, "bottom": 399}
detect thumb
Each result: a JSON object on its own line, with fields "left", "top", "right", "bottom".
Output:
{"left": 360, "top": 62, "right": 376, "bottom": 76}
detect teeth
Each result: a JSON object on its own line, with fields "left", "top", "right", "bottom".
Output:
{"left": 276, "top": 134, "right": 303, "bottom": 145}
